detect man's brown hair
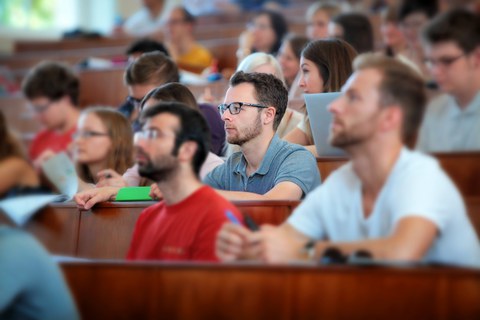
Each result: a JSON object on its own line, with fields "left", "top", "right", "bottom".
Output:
{"left": 353, "top": 53, "right": 427, "bottom": 145}
{"left": 124, "top": 52, "right": 179, "bottom": 86}
{"left": 230, "top": 71, "right": 288, "bottom": 131}
{"left": 22, "top": 61, "right": 79, "bottom": 105}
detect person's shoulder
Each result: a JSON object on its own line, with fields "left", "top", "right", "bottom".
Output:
{"left": 205, "top": 152, "right": 224, "bottom": 167}
{"left": 192, "top": 42, "right": 212, "bottom": 55}
{"left": 32, "top": 129, "right": 54, "bottom": 141}
{"left": 197, "top": 185, "right": 239, "bottom": 211}
{"left": 425, "top": 94, "right": 454, "bottom": 116}
{"left": 276, "top": 139, "right": 316, "bottom": 160}
{"left": 141, "top": 201, "right": 166, "bottom": 215}
{"left": 399, "top": 148, "right": 440, "bottom": 172}
{"left": 0, "top": 226, "right": 41, "bottom": 254}
{"left": 0, "top": 156, "right": 29, "bottom": 170}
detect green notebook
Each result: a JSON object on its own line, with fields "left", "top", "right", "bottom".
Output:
{"left": 115, "top": 187, "right": 153, "bottom": 201}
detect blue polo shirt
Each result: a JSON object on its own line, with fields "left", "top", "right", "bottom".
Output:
{"left": 203, "top": 135, "right": 321, "bottom": 197}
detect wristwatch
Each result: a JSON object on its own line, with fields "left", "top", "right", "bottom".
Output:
{"left": 302, "top": 240, "right": 316, "bottom": 260}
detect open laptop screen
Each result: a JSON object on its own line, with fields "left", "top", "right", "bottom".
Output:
{"left": 304, "top": 92, "right": 346, "bottom": 157}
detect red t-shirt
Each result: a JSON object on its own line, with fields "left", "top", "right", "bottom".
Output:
{"left": 127, "top": 185, "right": 243, "bottom": 261}
{"left": 28, "top": 128, "right": 76, "bottom": 161}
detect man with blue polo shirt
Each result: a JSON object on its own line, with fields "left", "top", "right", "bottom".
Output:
{"left": 216, "top": 55, "right": 480, "bottom": 268}
{"left": 204, "top": 71, "right": 320, "bottom": 200}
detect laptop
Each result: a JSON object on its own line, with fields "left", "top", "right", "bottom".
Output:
{"left": 304, "top": 92, "right": 346, "bottom": 157}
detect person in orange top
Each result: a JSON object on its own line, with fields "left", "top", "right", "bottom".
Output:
{"left": 163, "top": 6, "right": 213, "bottom": 74}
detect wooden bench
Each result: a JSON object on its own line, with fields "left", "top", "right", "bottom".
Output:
{"left": 316, "top": 156, "right": 348, "bottom": 181}
{"left": 316, "top": 152, "right": 480, "bottom": 197}
{"left": 435, "top": 152, "right": 480, "bottom": 197}
{"left": 61, "top": 261, "right": 480, "bottom": 320}
{"left": 0, "top": 200, "right": 299, "bottom": 259}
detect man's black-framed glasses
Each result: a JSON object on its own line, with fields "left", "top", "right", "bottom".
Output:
{"left": 218, "top": 102, "right": 268, "bottom": 116}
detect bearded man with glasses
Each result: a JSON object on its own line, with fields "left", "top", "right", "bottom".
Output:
{"left": 204, "top": 71, "right": 320, "bottom": 201}
{"left": 416, "top": 9, "right": 480, "bottom": 152}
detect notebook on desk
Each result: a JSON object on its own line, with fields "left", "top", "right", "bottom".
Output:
{"left": 304, "top": 92, "right": 346, "bottom": 157}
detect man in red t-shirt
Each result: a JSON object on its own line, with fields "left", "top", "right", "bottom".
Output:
{"left": 21, "top": 62, "right": 80, "bottom": 166}
{"left": 76, "top": 102, "right": 242, "bottom": 261}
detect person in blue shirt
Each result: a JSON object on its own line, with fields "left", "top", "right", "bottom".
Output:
{"left": 0, "top": 226, "right": 79, "bottom": 319}
{"left": 204, "top": 71, "right": 320, "bottom": 200}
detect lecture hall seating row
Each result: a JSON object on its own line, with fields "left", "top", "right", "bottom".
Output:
{"left": 0, "top": 195, "right": 478, "bottom": 260}
{"left": 0, "top": 200, "right": 299, "bottom": 259}
{"left": 61, "top": 260, "right": 480, "bottom": 320}
{"left": 316, "top": 152, "right": 480, "bottom": 197}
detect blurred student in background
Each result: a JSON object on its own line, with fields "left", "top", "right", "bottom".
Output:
{"left": 74, "top": 107, "right": 134, "bottom": 191}
{"left": 305, "top": 2, "right": 342, "bottom": 40}
{"left": 329, "top": 12, "right": 374, "bottom": 54}
{"left": 284, "top": 39, "right": 357, "bottom": 156}
{"left": 0, "top": 110, "right": 42, "bottom": 199}
{"left": 237, "top": 9, "right": 288, "bottom": 63}
{"left": 22, "top": 62, "right": 80, "bottom": 168}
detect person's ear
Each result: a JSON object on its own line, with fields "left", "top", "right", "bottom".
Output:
{"left": 472, "top": 47, "right": 480, "bottom": 67}
{"left": 178, "top": 141, "right": 198, "bottom": 162}
{"left": 380, "top": 105, "right": 402, "bottom": 134}
{"left": 263, "top": 106, "right": 277, "bottom": 126}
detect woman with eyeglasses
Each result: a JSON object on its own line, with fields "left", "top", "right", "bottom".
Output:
{"left": 0, "top": 110, "right": 43, "bottom": 199}
{"left": 283, "top": 39, "right": 357, "bottom": 156}
{"left": 73, "top": 107, "right": 134, "bottom": 191}
{"left": 95, "top": 83, "right": 224, "bottom": 201}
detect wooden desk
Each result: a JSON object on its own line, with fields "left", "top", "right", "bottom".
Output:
{"left": 316, "top": 152, "right": 480, "bottom": 196}
{"left": 62, "top": 261, "right": 480, "bottom": 320}
{"left": 78, "top": 200, "right": 298, "bottom": 258}
{"left": 316, "top": 156, "right": 348, "bottom": 181}
{"left": 435, "top": 152, "right": 480, "bottom": 197}
{"left": 0, "top": 200, "right": 298, "bottom": 258}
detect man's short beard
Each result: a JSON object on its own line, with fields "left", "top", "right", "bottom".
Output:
{"left": 138, "top": 158, "right": 178, "bottom": 182}
{"left": 329, "top": 134, "right": 362, "bottom": 148}
{"left": 228, "top": 113, "right": 262, "bottom": 146}
{"left": 137, "top": 146, "right": 179, "bottom": 183}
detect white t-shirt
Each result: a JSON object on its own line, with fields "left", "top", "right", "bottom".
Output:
{"left": 288, "top": 148, "right": 480, "bottom": 268}
{"left": 123, "top": 8, "right": 164, "bottom": 37}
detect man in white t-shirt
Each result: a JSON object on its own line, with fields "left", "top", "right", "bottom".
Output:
{"left": 122, "top": 0, "right": 166, "bottom": 37}
{"left": 216, "top": 53, "right": 480, "bottom": 268}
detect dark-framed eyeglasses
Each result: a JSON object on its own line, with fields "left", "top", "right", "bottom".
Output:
{"left": 218, "top": 102, "right": 268, "bottom": 116}
{"left": 134, "top": 128, "right": 175, "bottom": 143}
{"left": 424, "top": 53, "right": 466, "bottom": 69}
{"left": 72, "top": 130, "right": 109, "bottom": 140}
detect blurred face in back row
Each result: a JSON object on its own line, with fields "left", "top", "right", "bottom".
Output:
{"left": 249, "top": 14, "right": 277, "bottom": 53}
{"left": 164, "top": 8, "right": 191, "bottom": 42}
{"left": 30, "top": 96, "right": 71, "bottom": 130}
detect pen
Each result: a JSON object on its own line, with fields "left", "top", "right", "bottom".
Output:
{"left": 243, "top": 213, "right": 259, "bottom": 231}
{"left": 225, "top": 210, "right": 241, "bottom": 225}
{"left": 225, "top": 210, "right": 259, "bottom": 231}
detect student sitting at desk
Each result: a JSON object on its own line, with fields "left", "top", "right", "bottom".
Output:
{"left": 216, "top": 54, "right": 480, "bottom": 268}
{"left": 204, "top": 71, "right": 320, "bottom": 201}
{"left": 76, "top": 102, "right": 241, "bottom": 261}
{"left": 73, "top": 107, "right": 134, "bottom": 191}
{"left": 283, "top": 39, "right": 357, "bottom": 156}
{"left": 0, "top": 110, "right": 42, "bottom": 199}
